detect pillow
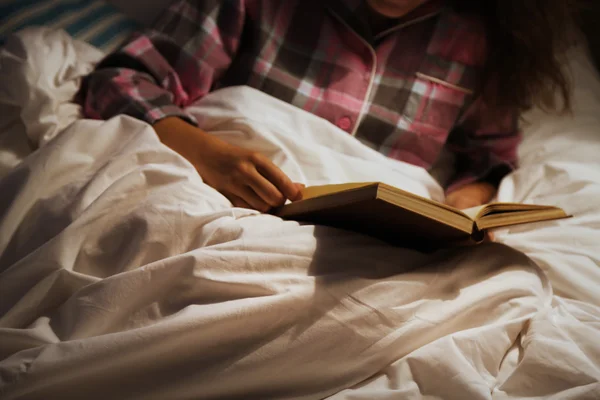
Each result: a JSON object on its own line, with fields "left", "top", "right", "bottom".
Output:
{"left": 0, "top": 0, "right": 138, "bottom": 53}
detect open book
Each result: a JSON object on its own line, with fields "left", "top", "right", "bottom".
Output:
{"left": 274, "top": 182, "right": 569, "bottom": 248}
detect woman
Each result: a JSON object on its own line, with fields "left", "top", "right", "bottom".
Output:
{"left": 79, "top": 0, "right": 576, "bottom": 211}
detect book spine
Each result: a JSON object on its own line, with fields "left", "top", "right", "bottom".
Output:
{"left": 471, "top": 222, "right": 485, "bottom": 243}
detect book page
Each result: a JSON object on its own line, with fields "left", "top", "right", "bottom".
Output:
{"left": 476, "top": 208, "right": 569, "bottom": 230}
{"left": 461, "top": 205, "right": 486, "bottom": 220}
{"left": 302, "top": 182, "right": 472, "bottom": 223}
{"left": 463, "top": 203, "right": 566, "bottom": 221}
{"left": 301, "top": 182, "right": 377, "bottom": 200}
{"left": 301, "top": 183, "right": 566, "bottom": 227}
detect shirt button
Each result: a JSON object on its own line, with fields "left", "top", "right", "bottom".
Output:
{"left": 337, "top": 116, "right": 352, "bottom": 131}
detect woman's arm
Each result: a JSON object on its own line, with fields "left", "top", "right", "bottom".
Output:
{"left": 154, "top": 117, "right": 302, "bottom": 211}
{"left": 80, "top": 0, "right": 301, "bottom": 210}
{"left": 444, "top": 98, "right": 521, "bottom": 209}
{"left": 81, "top": 0, "right": 246, "bottom": 125}
{"left": 445, "top": 181, "right": 496, "bottom": 209}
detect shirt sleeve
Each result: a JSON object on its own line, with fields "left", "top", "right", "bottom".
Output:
{"left": 80, "top": 0, "right": 246, "bottom": 125}
{"left": 445, "top": 97, "right": 522, "bottom": 193}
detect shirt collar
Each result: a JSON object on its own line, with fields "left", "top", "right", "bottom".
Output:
{"left": 326, "top": 0, "right": 445, "bottom": 42}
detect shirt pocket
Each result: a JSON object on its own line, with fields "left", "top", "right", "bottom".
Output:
{"left": 402, "top": 72, "right": 473, "bottom": 143}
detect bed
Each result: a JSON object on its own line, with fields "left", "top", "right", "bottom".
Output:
{"left": 0, "top": 2, "right": 599, "bottom": 399}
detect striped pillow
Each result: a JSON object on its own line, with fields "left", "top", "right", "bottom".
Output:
{"left": 0, "top": 0, "right": 138, "bottom": 53}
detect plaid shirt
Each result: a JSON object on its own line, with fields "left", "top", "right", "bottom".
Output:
{"left": 81, "top": 0, "right": 520, "bottom": 190}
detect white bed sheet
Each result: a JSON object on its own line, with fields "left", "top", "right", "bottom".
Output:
{"left": 0, "top": 28, "right": 104, "bottom": 179}
{"left": 0, "top": 29, "right": 599, "bottom": 399}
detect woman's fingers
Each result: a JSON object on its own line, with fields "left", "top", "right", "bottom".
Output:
{"left": 227, "top": 152, "right": 305, "bottom": 211}
{"left": 245, "top": 168, "right": 287, "bottom": 207}
{"left": 224, "top": 192, "right": 252, "bottom": 209}
{"left": 252, "top": 154, "right": 301, "bottom": 201}
{"left": 230, "top": 185, "right": 271, "bottom": 212}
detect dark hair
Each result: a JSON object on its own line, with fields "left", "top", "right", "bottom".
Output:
{"left": 453, "top": 0, "right": 579, "bottom": 115}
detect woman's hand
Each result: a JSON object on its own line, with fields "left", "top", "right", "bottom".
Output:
{"left": 153, "top": 117, "right": 303, "bottom": 212}
{"left": 445, "top": 181, "right": 496, "bottom": 210}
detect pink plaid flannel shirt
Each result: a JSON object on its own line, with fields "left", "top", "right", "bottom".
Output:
{"left": 81, "top": 0, "right": 520, "bottom": 190}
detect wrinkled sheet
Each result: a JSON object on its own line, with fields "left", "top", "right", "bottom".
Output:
{"left": 0, "top": 29, "right": 599, "bottom": 400}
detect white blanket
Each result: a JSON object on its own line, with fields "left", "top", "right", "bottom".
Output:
{"left": 0, "top": 29, "right": 599, "bottom": 399}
